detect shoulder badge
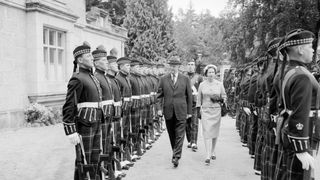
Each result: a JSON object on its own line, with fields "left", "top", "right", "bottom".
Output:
{"left": 296, "top": 123, "right": 304, "bottom": 130}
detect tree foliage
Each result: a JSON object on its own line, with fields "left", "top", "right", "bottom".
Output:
{"left": 220, "top": 0, "right": 320, "bottom": 65}
{"left": 123, "top": 0, "right": 176, "bottom": 61}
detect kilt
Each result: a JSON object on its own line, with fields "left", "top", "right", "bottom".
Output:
{"left": 236, "top": 105, "right": 241, "bottom": 130}
{"left": 101, "top": 117, "right": 112, "bottom": 154}
{"left": 75, "top": 120, "right": 102, "bottom": 180}
{"left": 131, "top": 108, "right": 141, "bottom": 152}
{"left": 267, "top": 129, "right": 277, "bottom": 180}
{"left": 254, "top": 119, "right": 264, "bottom": 171}
{"left": 248, "top": 113, "right": 258, "bottom": 155}
{"left": 122, "top": 108, "right": 131, "bottom": 139}
{"left": 285, "top": 149, "right": 312, "bottom": 180}
{"left": 240, "top": 111, "right": 249, "bottom": 143}
{"left": 112, "top": 119, "right": 121, "bottom": 160}
{"left": 274, "top": 144, "right": 287, "bottom": 180}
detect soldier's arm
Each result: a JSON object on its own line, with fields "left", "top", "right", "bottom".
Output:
{"left": 62, "top": 77, "right": 83, "bottom": 135}
{"left": 288, "top": 74, "right": 312, "bottom": 153}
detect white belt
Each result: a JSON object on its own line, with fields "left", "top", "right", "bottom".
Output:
{"left": 309, "top": 110, "right": 320, "bottom": 117}
{"left": 123, "top": 97, "right": 132, "bottom": 101}
{"left": 132, "top": 95, "right": 141, "bottom": 100}
{"left": 192, "top": 92, "right": 198, "bottom": 95}
{"left": 150, "top": 92, "right": 156, "bottom": 96}
{"left": 77, "top": 102, "right": 101, "bottom": 109}
{"left": 101, "top": 100, "right": 114, "bottom": 106}
{"left": 141, "top": 94, "right": 147, "bottom": 98}
{"left": 114, "top": 101, "right": 122, "bottom": 106}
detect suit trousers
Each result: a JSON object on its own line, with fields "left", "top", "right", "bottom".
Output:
{"left": 165, "top": 112, "right": 186, "bottom": 159}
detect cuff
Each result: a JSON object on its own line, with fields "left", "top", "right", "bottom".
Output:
{"left": 287, "top": 135, "right": 309, "bottom": 153}
{"left": 63, "top": 122, "right": 77, "bottom": 135}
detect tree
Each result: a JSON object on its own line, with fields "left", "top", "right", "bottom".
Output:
{"left": 123, "top": 0, "right": 176, "bottom": 61}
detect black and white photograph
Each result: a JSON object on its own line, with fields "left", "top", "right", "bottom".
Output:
{"left": 0, "top": 0, "right": 320, "bottom": 179}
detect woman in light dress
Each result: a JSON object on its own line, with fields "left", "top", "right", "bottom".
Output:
{"left": 196, "top": 64, "right": 227, "bottom": 165}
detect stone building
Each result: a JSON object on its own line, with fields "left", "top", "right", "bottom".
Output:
{"left": 0, "top": 0, "right": 127, "bottom": 129}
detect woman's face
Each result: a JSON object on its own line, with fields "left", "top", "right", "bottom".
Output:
{"left": 206, "top": 68, "right": 216, "bottom": 78}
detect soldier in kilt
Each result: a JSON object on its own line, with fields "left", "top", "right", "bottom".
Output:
{"left": 264, "top": 38, "right": 282, "bottom": 180}
{"left": 247, "top": 62, "right": 259, "bottom": 157}
{"left": 106, "top": 55, "right": 126, "bottom": 175}
{"left": 149, "top": 62, "right": 161, "bottom": 139}
{"left": 115, "top": 57, "right": 134, "bottom": 168}
{"left": 239, "top": 67, "right": 252, "bottom": 147}
{"left": 140, "top": 60, "right": 153, "bottom": 149}
{"left": 63, "top": 42, "right": 103, "bottom": 180}
{"left": 92, "top": 45, "right": 115, "bottom": 178}
{"left": 129, "top": 58, "right": 144, "bottom": 157}
{"left": 276, "top": 29, "right": 319, "bottom": 180}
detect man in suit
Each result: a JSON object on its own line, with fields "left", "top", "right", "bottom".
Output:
{"left": 157, "top": 56, "right": 193, "bottom": 167}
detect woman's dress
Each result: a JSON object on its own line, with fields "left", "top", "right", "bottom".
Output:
{"left": 197, "top": 79, "right": 226, "bottom": 139}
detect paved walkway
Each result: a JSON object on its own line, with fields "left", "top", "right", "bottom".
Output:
{"left": 0, "top": 116, "right": 319, "bottom": 180}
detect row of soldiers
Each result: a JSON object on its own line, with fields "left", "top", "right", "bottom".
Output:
{"left": 224, "top": 29, "right": 320, "bottom": 180}
{"left": 62, "top": 42, "right": 166, "bottom": 180}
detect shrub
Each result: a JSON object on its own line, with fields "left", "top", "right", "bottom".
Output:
{"left": 24, "top": 103, "right": 58, "bottom": 126}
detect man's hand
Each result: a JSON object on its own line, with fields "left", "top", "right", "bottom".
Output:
{"left": 157, "top": 110, "right": 163, "bottom": 116}
{"left": 296, "top": 152, "right": 315, "bottom": 170}
{"left": 243, "top": 107, "right": 251, "bottom": 115}
{"left": 187, "top": 114, "right": 192, "bottom": 119}
{"left": 68, "top": 133, "right": 80, "bottom": 145}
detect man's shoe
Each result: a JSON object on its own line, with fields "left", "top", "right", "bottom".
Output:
{"left": 191, "top": 144, "right": 197, "bottom": 152}
{"left": 187, "top": 142, "right": 191, "bottom": 148}
{"left": 172, "top": 158, "right": 179, "bottom": 167}
{"left": 254, "top": 170, "right": 261, "bottom": 175}
{"left": 211, "top": 155, "right": 216, "bottom": 160}
{"left": 205, "top": 159, "right": 210, "bottom": 165}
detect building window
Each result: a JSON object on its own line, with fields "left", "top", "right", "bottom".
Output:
{"left": 43, "top": 27, "right": 66, "bottom": 81}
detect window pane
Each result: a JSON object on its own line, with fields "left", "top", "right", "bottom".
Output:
{"left": 43, "top": 47, "right": 48, "bottom": 79}
{"left": 49, "top": 30, "right": 56, "bottom": 45}
{"left": 58, "top": 32, "right": 62, "bottom": 47}
{"left": 50, "top": 48, "right": 55, "bottom": 64}
{"left": 43, "top": 29, "right": 48, "bottom": 45}
{"left": 58, "top": 50, "right": 63, "bottom": 65}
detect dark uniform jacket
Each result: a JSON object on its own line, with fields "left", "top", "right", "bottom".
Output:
{"left": 62, "top": 67, "right": 102, "bottom": 135}
{"left": 95, "top": 69, "right": 114, "bottom": 117}
{"left": 187, "top": 73, "right": 203, "bottom": 108}
{"left": 282, "top": 60, "right": 320, "bottom": 153}
{"left": 116, "top": 70, "right": 132, "bottom": 111}
{"left": 248, "top": 72, "right": 258, "bottom": 106}
{"left": 129, "top": 72, "right": 143, "bottom": 109}
{"left": 106, "top": 72, "right": 122, "bottom": 118}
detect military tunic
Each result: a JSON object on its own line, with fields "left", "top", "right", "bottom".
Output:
{"left": 62, "top": 67, "right": 103, "bottom": 180}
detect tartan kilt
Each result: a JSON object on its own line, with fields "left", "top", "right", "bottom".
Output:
{"left": 101, "top": 117, "right": 112, "bottom": 154}
{"left": 141, "top": 106, "right": 147, "bottom": 127}
{"left": 122, "top": 108, "right": 131, "bottom": 138}
{"left": 274, "top": 144, "right": 287, "bottom": 180}
{"left": 75, "top": 120, "right": 102, "bottom": 180}
{"left": 131, "top": 108, "right": 140, "bottom": 151}
{"left": 254, "top": 126, "right": 264, "bottom": 171}
{"left": 267, "top": 129, "right": 277, "bottom": 180}
{"left": 248, "top": 114, "right": 258, "bottom": 155}
{"left": 285, "top": 149, "right": 312, "bottom": 180}
{"left": 240, "top": 111, "right": 249, "bottom": 143}
{"left": 236, "top": 106, "right": 241, "bottom": 130}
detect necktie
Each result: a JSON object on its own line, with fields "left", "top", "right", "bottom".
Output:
{"left": 172, "top": 74, "right": 176, "bottom": 85}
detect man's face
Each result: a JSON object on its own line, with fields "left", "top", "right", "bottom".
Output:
{"left": 109, "top": 62, "right": 119, "bottom": 73}
{"left": 187, "top": 62, "right": 195, "bottom": 73}
{"left": 120, "top": 63, "right": 131, "bottom": 73}
{"left": 79, "top": 53, "right": 94, "bottom": 68}
{"left": 301, "top": 43, "right": 314, "bottom": 64}
{"left": 169, "top": 64, "right": 179, "bottom": 74}
{"left": 131, "top": 64, "right": 140, "bottom": 73}
{"left": 94, "top": 57, "right": 109, "bottom": 71}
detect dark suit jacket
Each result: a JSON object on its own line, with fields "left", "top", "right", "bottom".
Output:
{"left": 157, "top": 73, "right": 192, "bottom": 120}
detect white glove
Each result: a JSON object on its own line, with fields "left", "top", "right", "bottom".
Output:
{"left": 157, "top": 110, "right": 163, "bottom": 116}
{"left": 296, "top": 152, "right": 315, "bottom": 170}
{"left": 243, "top": 107, "right": 251, "bottom": 115}
{"left": 68, "top": 133, "right": 80, "bottom": 145}
{"left": 253, "top": 110, "right": 257, "bottom": 116}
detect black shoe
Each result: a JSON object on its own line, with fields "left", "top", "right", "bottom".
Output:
{"left": 172, "top": 158, "right": 179, "bottom": 167}
{"left": 205, "top": 159, "right": 210, "bottom": 165}
{"left": 187, "top": 142, "right": 191, "bottom": 148}
{"left": 191, "top": 144, "right": 198, "bottom": 152}
{"left": 211, "top": 155, "right": 216, "bottom": 160}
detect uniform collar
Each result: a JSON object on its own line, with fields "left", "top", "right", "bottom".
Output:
{"left": 79, "top": 67, "right": 93, "bottom": 74}
{"left": 95, "top": 68, "right": 105, "bottom": 75}
{"left": 120, "top": 70, "right": 129, "bottom": 76}
{"left": 288, "top": 60, "right": 307, "bottom": 68}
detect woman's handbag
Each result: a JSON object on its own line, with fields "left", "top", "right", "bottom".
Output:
{"left": 220, "top": 102, "right": 228, "bottom": 117}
